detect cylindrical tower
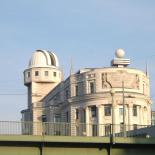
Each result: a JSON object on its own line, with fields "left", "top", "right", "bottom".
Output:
{"left": 68, "top": 49, "right": 152, "bottom": 136}
{"left": 22, "top": 50, "right": 62, "bottom": 134}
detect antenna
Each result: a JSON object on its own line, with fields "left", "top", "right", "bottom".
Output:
{"left": 70, "top": 58, "right": 74, "bottom": 75}
{"left": 146, "top": 61, "right": 149, "bottom": 77}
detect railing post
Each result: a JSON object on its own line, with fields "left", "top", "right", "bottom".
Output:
{"left": 110, "top": 124, "right": 115, "bottom": 144}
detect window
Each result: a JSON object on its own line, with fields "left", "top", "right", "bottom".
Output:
{"left": 53, "top": 72, "right": 57, "bottom": 77}
{"left": 75, "top": 85, "right": 78, "bottom": 96}
{"left": 90, "top": 82, "right": 95, "bottom": 93}
{"left": 65, "top": 90, "right": 69, "bottom": 99}
{"left": 42, "top": 115, "right": 47, "bottom": 122}
{"left": 66, "top": 111, "right": 69, "bottom": 122}
{"left": 54, "top": 114, "right": 61, "bottom": 122}
{"left": 83, "top": 110, "right": 86, "bottom": 123}
{"left": 45, "top": 71, "right": 48, "bottom": 76}
{"left": 27, "top": 72, "right": 30, "bottom": 78}
{"left": 76, "top": 109, "right": 79, "bottom": 119}
{"left": 91, "top": 106, "right": 97, "bottom": 118}
{"left": 120, "top": 122, "right": 124, "bottom": 132}
{"left": 133, "top": 105, "right": 137, "bottom": 116}
{"left": 105, "top": 124, "right": 111, "bottom": 136}
{"left": 119, "top": 107, "right": 123, "bottom": 116}
{"left": 35, "top": 71, "right": 39, "bottom": 76}
{"left": 104, "top": 105, "right": 111, "bottom": 116}
{"left": 133, "top": 124, "right": 137, "bottom": 130}
{"left": 92, "top": 124, "right": 97, "bottom": 136}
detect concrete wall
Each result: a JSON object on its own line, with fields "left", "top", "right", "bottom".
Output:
{"left": 0, "top": 135, "right": 155, "bottom": 155}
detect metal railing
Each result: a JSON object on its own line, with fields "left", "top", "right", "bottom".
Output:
{"left": 0, "top": 121, "right": 153, "bottom": 137}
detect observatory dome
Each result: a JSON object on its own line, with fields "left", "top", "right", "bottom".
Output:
{"left": 28, "top": 50, "right": 59, "bottom": 68}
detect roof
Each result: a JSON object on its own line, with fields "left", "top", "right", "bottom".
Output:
{"left": 28, "top": 50, "right": 59, "bottom": 68}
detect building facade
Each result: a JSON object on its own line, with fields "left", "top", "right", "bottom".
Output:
{"left": 21, "top": 49, "right": 152, "bottom": 136}
{"left": 152, "top": 111, "right": 155, "bottom": 125}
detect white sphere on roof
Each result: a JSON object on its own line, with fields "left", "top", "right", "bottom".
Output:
{"left": 115, "top": 48, "right": 125, "bottom": 58}
{"left": 28, "top": 50, "right": 59, "bottom": 68}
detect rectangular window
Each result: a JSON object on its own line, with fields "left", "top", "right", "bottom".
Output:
{"left": 54, "top": 114, "right": 61, "bottom": 122}
{"left": 92, "top": 124, "right": 97, "bottom": 136}
{"left": 76, "top": 109, "right": 79, "bottom": 119}
{"left": 119, "top": 107, "right": 123, "bottom": 116}
{"left": 91, "top": 106, "right": 97, "bottom": 118}
{"left": 104, "top": 105, "right": 111, "bottom": 116}
{"left": 83, "top": 109, "right": 86, "bottom": 123}
{"left": 120, "top": 122, "right": 124, "bottom": 132}
{"left": 133, "top": 105, "right": 137, "bottom": 116}
{"left": 53, "top": 72, "right": 57, "bottom": 77}
{"left": 75, "top": 85, "right": 78, "bottom": 96}
{"left": 66, "top": 111, "right": 69, "bottom": 122}
{"left": 133, "top": 124, "right": 137, "bottom": 130}
{"left": 35, "top": 71, "right": 39, "bottom": 76}
{"left": 42, "top": 115, "right": 47, "bottom": 122}
{"left": 65, "top": 90, "right": 69, "bottom": 99}
{"left": 27, "top": 72, "right": 30, "bottom": 78}
{"left": 45, "top": 71, "right": 48, "bottom": 76}
{"left": 105, "top": 124, "right": 111, "bottom": 136}
{"left": 90, "top": 82, "right": 95, "bottom": 93}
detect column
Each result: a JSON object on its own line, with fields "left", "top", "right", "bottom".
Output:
{"left": 136, "top": 105, "right": 140, "bottom": 129}
{"left": 128, "top": 104, "right": 133, "bottom": 130}
{"left": 79, "top": 107, "right": 84, "bottom": 136}
{"left": 147, "top": 104, "right": 151, "bottom": 125}
{"left": 111, "top": 89, "right": 115, "bottom": 136}
{"left": 125, "top": 104, "right": 128, "bottom": 128}
{"left": 139, "top": 105, "right": 142, "bottom": 126}
{"left": 86, "top": 106, "right": 90, "bottom": 136}
{"left": 144, "top": 106, "right": 148, "bottom": 125}
{"left": 97, "top": 105, "right": 103, "bottom": 136}
{"left": 141, "top": 106, "right": 144, "bottom": 125}
{"left": 70, "top": 106, "right": 76, "bottom": 136}
{"left": 113, "top": 104, "right": 118, "bottom": 133}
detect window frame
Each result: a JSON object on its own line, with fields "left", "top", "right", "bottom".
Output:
{"left": 76, "top": 109, "right": 79, "bottom": 119}
{"left": 105, "top": 124, "right": 111, "bottom": 136}
{"left": 104, "top": 105, "right": 111, "bottom": 116}
{"left": 119, "top": 107, "right": 123, "bottom": 116}
{"left": 27, "top": 71, "right": 31, "bottom": 78}
{"left": 53, "top": 72, "right": 57, "bottom": 77}
{"left": 65, "top": 90, "right": 69, "bottom": 99}
{"left": 75, "top": 85, "right": 79, "bottom": 96}
{"left": 45, "top": 71, "right": 49, "bottom": 76}
{"left": 35, "top": 71, "right": 39, "bottom": 76}
{"left": 133, "top": 105, "right": 137, "bottom": 116}
{"left": 91, "top": 106, "right": 97, "bottom": 118}
{"left": 90, "top": 82, "right": 95, "bottom": 93}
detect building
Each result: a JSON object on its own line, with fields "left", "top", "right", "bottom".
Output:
{"left": 21, "top": 50, "right": 62, "bottom": 134}
{"left": 21, "top": 49, "right": 152, "bottom": 136}
{"left": 152, "top": 111, "right": 155, "bottom": 125}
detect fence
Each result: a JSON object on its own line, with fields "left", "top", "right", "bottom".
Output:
{"left": 0, "top": 121, "right": 153, "bottom": 137}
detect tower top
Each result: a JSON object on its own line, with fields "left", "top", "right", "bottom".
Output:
{"left": 28, "top": 50, "right": 59, "bottom": 68}
{"left": 111, "top": 48, "right": 130, "bottom": 67}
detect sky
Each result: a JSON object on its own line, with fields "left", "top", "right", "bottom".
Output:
{"left": 0, "top": 0, "right": 155, "bottom": 120}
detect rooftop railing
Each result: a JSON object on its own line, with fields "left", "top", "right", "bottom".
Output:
{"left": 0, "top": 121, "right": 153, "bottom": 137}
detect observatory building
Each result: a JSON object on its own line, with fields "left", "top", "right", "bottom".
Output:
{"left": 21, "top": 49, "right": 152, "bottom": 136}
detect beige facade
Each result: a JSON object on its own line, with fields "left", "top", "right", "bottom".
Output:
{"left": 22, "top": 49, "right": 152, "bottom": 136}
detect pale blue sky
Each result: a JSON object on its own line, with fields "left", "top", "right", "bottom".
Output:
{"left": 0, "top": 0, "right": 155, "bottom": 120}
